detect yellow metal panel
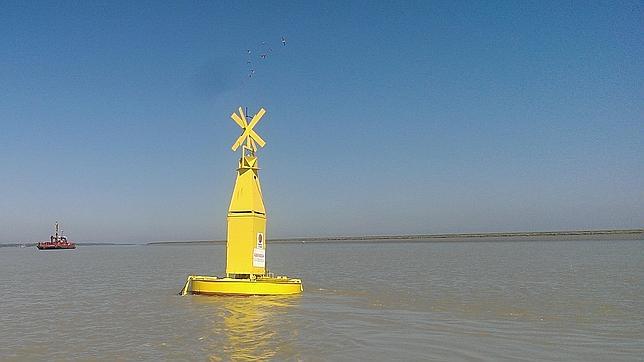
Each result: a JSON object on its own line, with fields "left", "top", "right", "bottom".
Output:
{"left": 226, "top": 214, "right": 266, "bottom": 275}
{"left": 186, "top": 276, "right": 303, "bottom": 295}
{"left": 228, "top": 163, "right": 265, "bottom": 213}
{"left": 226, "top": 152, "right": 267, "bottom": 276}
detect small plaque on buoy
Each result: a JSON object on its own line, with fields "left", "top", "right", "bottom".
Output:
{"left": 257, "top": 232, "right": 264, "bottom": 249}
{"left": 253, "top": 248, "right": 265, "bottom": 267}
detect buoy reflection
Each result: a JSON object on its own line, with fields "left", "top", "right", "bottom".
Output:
{"left": 199, "top": 296, "right": 300, "bottom": 361}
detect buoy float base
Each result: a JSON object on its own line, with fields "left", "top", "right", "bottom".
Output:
{"left": 180, "top": 275, "right": 303, "bottom": 296}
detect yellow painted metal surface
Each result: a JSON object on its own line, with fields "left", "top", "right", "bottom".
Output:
{"left": 226, "top": 197, "right": 266, "bottom": 276}
{"left": 231, "top": 107, "right": 266, "bottom": 152}
{"left": 181, "top": 106, "right": 302, "bottom": 296}
{"left": 226, "top": 113, "right": 267, "bottom": 276}
{"left": 181, "top": 275, "right": 303, "bottom": 296}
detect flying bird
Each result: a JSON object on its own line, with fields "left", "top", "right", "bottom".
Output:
{"left": 242, "top": 36, "right": 289, "bottom": 80}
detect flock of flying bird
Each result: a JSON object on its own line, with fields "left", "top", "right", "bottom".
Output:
{"left": 245, "top": 36, "right": 287, "bottom": 79}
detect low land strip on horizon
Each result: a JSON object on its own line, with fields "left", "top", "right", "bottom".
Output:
{"left": 4, "top": 229, "right": 641, "bottom": 247}
{"left": 146, "top": 229, "right": 644, "bottom": 245}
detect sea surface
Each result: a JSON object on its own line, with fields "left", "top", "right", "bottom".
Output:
{"left": 1, "top": 240, "right": 642, "bottom": 360}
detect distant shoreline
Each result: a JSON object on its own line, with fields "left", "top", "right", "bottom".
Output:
{"left": 146, "top": 229, "right": 644, "bottom": 245}
{"left": 3, "top": 229, "right": 641, "bottom": 248}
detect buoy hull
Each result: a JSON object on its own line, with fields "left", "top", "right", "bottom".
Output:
{"left": 181, "top": 275, "right": 303, "bottom": 296}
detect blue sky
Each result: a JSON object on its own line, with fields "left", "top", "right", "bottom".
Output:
{"left": 1, "top": 1, "right": 642, "bottom": 243}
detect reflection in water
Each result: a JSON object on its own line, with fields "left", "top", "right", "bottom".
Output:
{"left": 194, "top": 296, "right": 300, "bottom": 361}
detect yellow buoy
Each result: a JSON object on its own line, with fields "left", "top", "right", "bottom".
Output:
{"left": 180, "top": 107, "right": 303, "bottom": 296}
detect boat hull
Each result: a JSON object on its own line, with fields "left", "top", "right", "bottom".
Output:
{"left": 181, "top": 275, "right": 303, "bottom": 296}
{"left": 36, "top": 244, "right": 76, "bottom": 250}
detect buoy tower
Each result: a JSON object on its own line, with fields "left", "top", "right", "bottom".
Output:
{"left": 180, "top": 107, "right": 303, "bottom": 296}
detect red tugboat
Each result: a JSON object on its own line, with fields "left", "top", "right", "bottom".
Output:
{"left": 36, "top": 222, "right": 76, "bottom": 250}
